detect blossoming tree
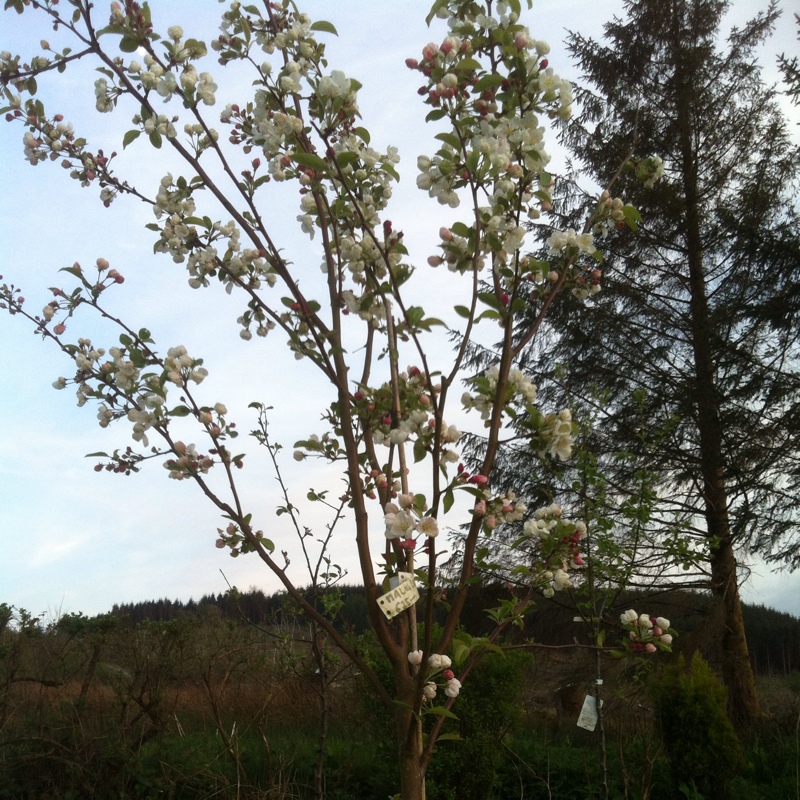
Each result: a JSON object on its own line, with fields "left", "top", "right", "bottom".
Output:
{"left": 0, "top": 0, "right": 664, "bottom": 796}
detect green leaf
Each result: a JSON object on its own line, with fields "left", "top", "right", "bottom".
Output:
{"left": 407, "top": 306, "right": 424, "bottom": 326}
{"left": 354, "top": 126, "right": 371, "bottom": 144}
{"left": 382, "top": 162, "right": 400, "bottom": 181}
{"left": 290, "top": 151, "right": 329, "bottom": 173}
{"left": 427, "top": 706, "right": 459, "bottom": 720}
{"left": 184, "top": 39, "right": 207, "bottom": 57}
{"left": 425, "top": 108, "right": 447, "bottom": 122}
{"left": 478, "top": 291, "right": 502, "bottom": 310}
{"left": 425, "top": 0, "right": 449, "bottom": 25}
{"left": 118, "top": 334, "right": 133, "bottom": 347}
{"left": 149, "top": 130, "right": 163, "bottom": 149}
{"left": 59, "top": 265, "right": 89, "bottom": 286}
{"left": 456, "top": 58, "right": 482, "bottom": 73}
{"left": 622, "top": 204, "right": 642, "bottom": 232}
{"left": 85, "top": 452, "right": 109, "bottom": 458}
{"left": 435, "top": 733, "right": 464, "bottom": 742}
{"left": 310, "top": 19, "right": 338, "bottom": 35}
{"left": 443, "top": 489, "right": 454, "bottom": 514}
{"left": 435, "top": 131, "right": 461, "bottom": 150}
{"left": 454, "top": 305, "right": 471, "bottom": 319}
{"left": 473, "top": 73, "right": 505, "bottom": 92}
{"left": 452, "top": 638, "right": 469, "bottom": 666}
{"left": 119, "top": 35, "right": 140, "bottom": 53}
{"left": 169, "top": 405, "right": 192, "bottom": 417}
{"left": 26, "top": 76, "right": 37, "bottom": 95}
{"left": 240, "top": 16, "right": 252, "bottom": 43}
{"left": 336, "top": 150, "right": 359, "bottom": 169}
{"left": 122, "top": 129, "right": 141, "bottom": 149}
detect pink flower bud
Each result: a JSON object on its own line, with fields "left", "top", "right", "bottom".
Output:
{"left": 468, "top": 474, "right": 488, "bottom": 486}
{"left": 422, "top": 43, "right": 439, "bottom": 62}
{"left": 53, "top": 322, "right": 66, "bottom": 335}
{"left": 405, "top": 58, "right": 419, "bottom": 69}
{"left": 443, "top": 669, "right": 454, "bottom": 680}
{"left": 439, "top": 227, "right": 453, "bottom": 241}
{"left": 397, "top": 538, "right": 417, "bottom": 550}
{"left": 645, "top": 643, "right": 657, "bottom": 654}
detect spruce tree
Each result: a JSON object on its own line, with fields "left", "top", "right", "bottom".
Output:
{"left": 499, "top": 0, "right": 800, "bottom": 726}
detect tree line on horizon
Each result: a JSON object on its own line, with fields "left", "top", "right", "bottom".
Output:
{"left": 89, "top": 583, "right": 800, "bottom": 677}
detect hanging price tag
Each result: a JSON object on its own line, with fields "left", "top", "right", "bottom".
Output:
{"left": 577, "top": 695, "right": 603, "bottom": 731}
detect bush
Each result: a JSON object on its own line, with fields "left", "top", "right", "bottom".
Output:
{"left": 426, "top": 649, "right": 532, "bottom": 800}
{"left": 650, "top": 651, "right": 745, "bottom": 799}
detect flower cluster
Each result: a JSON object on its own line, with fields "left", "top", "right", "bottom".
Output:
{"left": 634, "top": 155, "right": 665, "bottom": 189}
{"left": 462, "top": 365, "right": 537, "bottom": 424}
{"left": 619, "top": 610, "right": 674, "bottom": 654}
{"left": 545, "top": 227, "right": 597, "bottom": 258}
{"left": 407, "top": 2, "right": 571, "bottom": 236}
{"left": 353, "top": 368, "right": 461, "bottom": 467}
{"left": 519, "top": 503, "right": 586, "bottom": 597}
{"left": 472, "top": 489, "right": 527, "bottom": 532}
{"left": 384, "top": 494, "right": 439, "bottom": 541}
{"left": 408, "top": 650, "right": 461, "bottom": 701}
{"left": 541, "top": 409, "right": 574, "bottom": 460}
{"left": 163, "top": 441, "right": 214, "bottom": 480}
{"left": 215, "top": 521, "right": 274, "bottom": 557}
{"left": 163, "top": 345, "right": 208, "bottom": 387}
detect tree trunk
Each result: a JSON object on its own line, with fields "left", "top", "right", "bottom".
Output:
{"left": 396, "top": 699, "right": 426, "bottom": 800}
{"left": 707, "top": 535, "right": 760, "bottom": 726}
{"left": 673, "top": 4, "right": 760, "bottom": 726}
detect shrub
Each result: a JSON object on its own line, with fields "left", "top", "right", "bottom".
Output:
{"left": 650, "top": 651, "right": 745, "bottom": 799}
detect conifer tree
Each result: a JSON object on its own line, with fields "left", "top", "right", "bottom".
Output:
{"left": 502, "top": 0, "right": 800, "bottom": 726}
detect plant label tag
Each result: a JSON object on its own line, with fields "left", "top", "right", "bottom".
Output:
{"left": 576, "top": 695, "right": 602, "bottom": 731}
{"left": 389, "top": 571, "right": 414, "bottom": 590}
{"left": 378, "top": 575, "right": 419, "bottom": 620}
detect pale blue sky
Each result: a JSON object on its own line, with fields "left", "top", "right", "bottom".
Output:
{"left": 1, "top": 0, "right": 798, "bottom": 620}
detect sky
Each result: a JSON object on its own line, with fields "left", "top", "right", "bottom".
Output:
{"left": 1, "top": 0, "right": 799, "bottom": 622}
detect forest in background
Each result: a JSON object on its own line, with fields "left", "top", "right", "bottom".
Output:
{"left": 2, "top": 586, "right": 800, "bottom": 799}
{"left": 105, "top": 585, "right": 800, "bottom": 677}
